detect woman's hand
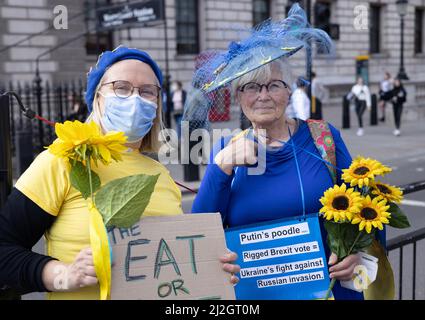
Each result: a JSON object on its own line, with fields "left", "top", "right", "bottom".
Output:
{"left": 214, "top": 137, "right": 258, "bottom": 175}
{"left": 328, "top": 252, "right": 361, "bottom": 281}
{"left": 220, "top": 251, "right": 241, "bottom": 285}
{"left": 42, "top": 247, "right": 98, "bottom": 292}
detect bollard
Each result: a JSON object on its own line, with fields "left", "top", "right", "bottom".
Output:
{"left": 370, "top": 94, "right": 378, "bottom": 126}
{"left": 182, "top": 121, "right": 200, "bottom": 182}
{"left": 311, "top": 96, "right": 323, "bottom": 120}
{"left": 0, "top": 94, "right": 12, "bottom": 209}
{"left": 0, "top": 94, "right": 22, "bottom": 300}
{"left": 15, "top": 129, "right": 34, "bottom": 176}
{"left": 342, "top": 94, "right": 350, "bottom": 129}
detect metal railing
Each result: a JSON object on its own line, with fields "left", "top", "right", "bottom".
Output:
{"left": 0, "top": 79, "right": 87, "bottom": 154}
{"left": 387, "top": 181, "right": 425, "bottom": 300}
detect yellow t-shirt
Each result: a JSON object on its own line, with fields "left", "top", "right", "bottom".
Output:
{"left": 15, "top": 149, "right": 183, "bottom": 300}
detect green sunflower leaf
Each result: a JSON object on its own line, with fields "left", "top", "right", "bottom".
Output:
{"left": 95, "top": 173, "right": 160, "bottom": 228}
{"left": 324, "top": 221, "right": 347, "bottom": 259}
{"left": 70, "top": 160, "right": 101, "bottom": 199}
{"left": 388, "top": 202, "right": 410, "bottom": 229}
{"left": 324, "top": 221, "right": 374, "bottom": 260}
{"left": 342, "top": 226, "right": 374, "bottom": 255}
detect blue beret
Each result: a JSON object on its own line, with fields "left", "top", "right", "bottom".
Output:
{"left": 85, "top": 45, "right": 163, "bottom": 112}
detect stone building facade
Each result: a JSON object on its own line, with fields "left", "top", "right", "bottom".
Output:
{"left": 1, "top": 0, "right": 424, "bottom": 109}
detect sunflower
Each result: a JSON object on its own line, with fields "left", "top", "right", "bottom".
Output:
{"left": 341, "top": 156, "right": 392, "bottom": 188}
{"left": 48, "top": 120, "right": 127, "bottom": 165}
{"left": 319, "top": 183, "right": 363, "bottom": 222}
{"left": 370, "top": 181, "right": 403, "bottom": 203}
{"left": 351, "top": 195, "right": 391, "bottom": 233}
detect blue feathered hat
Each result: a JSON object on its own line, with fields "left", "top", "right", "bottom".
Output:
{"left": 183, "top": 4, "right": 334, "bottom": 129}
{"left": 85, "top": 45, "right": 163, "bottom": 112}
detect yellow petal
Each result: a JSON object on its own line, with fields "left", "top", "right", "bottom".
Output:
{"left": 352, "top": 218, "right": 361, "bottom": 224}
{"left": 366, "top": 222, "right": 372, "bottom": 233}
{"left": 97, "top": 144, "right": 111, "bottom": 164}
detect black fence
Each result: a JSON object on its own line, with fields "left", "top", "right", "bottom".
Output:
{"left": 0, "top": 79, "right": 88, "bottom": 157}
{"left": 387, "top": 181, "right": 425, "bottom": 300}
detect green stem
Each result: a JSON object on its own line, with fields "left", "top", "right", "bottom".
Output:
{"left": 347, "top": 232, "right": 362, "bottom": 256}
{"left": 324, "top": 278, "right": 336, "bottom": 300}
{"left": 86, "top": 155, "right": 94, "bottom": 200}
{"left": 324, "top": 231, "right": 363, "bottom": 300}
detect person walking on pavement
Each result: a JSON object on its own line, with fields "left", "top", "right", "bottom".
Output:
{"left": 390, "top": 78, "right": 407, "bottom": 136}
{"left": 311, "top": 71, "right": 327, "bottom": 120}
{"left": 378, "top": 72, "right": 393, "bottom": 123}
{"left": 347, "top": 77, "right": 371, "bottom": 136}
{"left": 171, "top": 80, "right": 187, "bottom": 139}
{"left": 286, "top": 77, "right": 310, "bottom": 121}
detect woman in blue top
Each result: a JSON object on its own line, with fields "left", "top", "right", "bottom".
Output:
{"left": 191, "top": 59, "right": 363, "bottom": 300}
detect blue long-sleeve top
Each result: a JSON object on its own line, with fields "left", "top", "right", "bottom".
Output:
{"left": 192, "top": 120, "right": 364, "bottom": 300}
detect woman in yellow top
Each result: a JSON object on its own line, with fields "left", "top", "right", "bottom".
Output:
{"left": 0, "top": 46, "right": 239, "bottom": 299}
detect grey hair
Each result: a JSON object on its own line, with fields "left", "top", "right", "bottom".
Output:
{"left": 231, "top": 59, "right": 294, "bottom": 95}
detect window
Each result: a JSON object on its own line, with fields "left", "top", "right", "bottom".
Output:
{"left": 314, "top": 1, "right": 331, "bottom": 35}
{"left": 85, "top": 1, "right": 113, "bottom": 56}
{"left": 253, "top": 0, "right": 271, "bottom": 26}
{"left": 369, "top": 4, "right": 381, "bottom": 54}
{"left": 286, "top": 0, "right": 306, "bottom": 17}
{"left": 415, "top": 8, "right": 424, "bottom": 54}
{"left": 176, "top": 0, "right": 199, "bottom": 55}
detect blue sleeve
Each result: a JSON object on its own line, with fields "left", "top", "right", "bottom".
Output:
{"left": 328, "top": 123, "right": 352, "bottom": 184}
{"left": 191, "top": 136, "right": 234, "bottom": 223}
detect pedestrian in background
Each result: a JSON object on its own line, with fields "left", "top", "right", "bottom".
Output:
{"left": 347, "top": 77, "right": 371, "bottom": 136}
{"left": 170, "top": 80, "right": 186, "bottom": 139}
{"left": 391, "top": 78, "right": 407, "bottom": 136}
{"left": 286, "top": 77, "right": 310, "bottom": 121}
{"left": 378, "top": 72, "right": 393, "bottom": 123}
{"left": 311, "top": 71, "right": 328, "bottom": 120}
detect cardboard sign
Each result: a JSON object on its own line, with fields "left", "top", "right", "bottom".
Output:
{"left": 108, "top": 213, "right": 235, "bottom": 300}
{"left": 225, "top": 213, "right": 332, "bottom": 300}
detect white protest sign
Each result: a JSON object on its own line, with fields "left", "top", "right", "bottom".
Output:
{"left": 108, "top": 213, "right": 235, "bottom": 300}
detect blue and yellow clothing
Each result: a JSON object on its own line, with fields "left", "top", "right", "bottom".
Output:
{"left": 13, "top": 149, "right": 183, "bottom": 299}
{"left": 192, "top": 120, "right": 363, "bottom": 300}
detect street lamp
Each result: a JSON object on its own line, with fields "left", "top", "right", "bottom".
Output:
{"left": 396, "top": 0, "right": 409, "bottom": 80}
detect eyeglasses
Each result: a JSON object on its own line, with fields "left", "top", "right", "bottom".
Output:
{"left": 238, "top": 80, "right": 288, "bottom": 95}
{"left": 100, "top": 80, "right": 161, "bottom": 101}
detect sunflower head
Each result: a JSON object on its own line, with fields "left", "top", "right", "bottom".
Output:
{"left": 351, "top": 195, "right": 391, "bottom": 233}
{"left": 48, "top": 120, "right": 127, "bottom": 165}
{"left": 341, "top": 156, "right": 392, "bottom": 188}
{"left": 319, "top": 183, "right": 363, "bottom": 222}
{"left": 371, "top": 181, "right": 403, "bottom": 203}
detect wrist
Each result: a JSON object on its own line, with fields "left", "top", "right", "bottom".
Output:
{"left": 42, "top": 260, "right": 72, "bottom": 292}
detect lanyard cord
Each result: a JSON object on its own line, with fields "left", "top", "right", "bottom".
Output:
{"left": 287, "top": 125, "right": 306, "bottom": 220}
{"left": 254, "top": 131, "right": 343, "bottom": 174}
{"left": 249, "top": 121, "right": 345, "bottom": 219}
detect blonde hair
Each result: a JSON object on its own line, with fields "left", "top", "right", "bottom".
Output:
{"left": 86, "top": 69, "right": 165, "bottom": 154}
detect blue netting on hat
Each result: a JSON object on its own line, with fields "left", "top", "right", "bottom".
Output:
{"left": 182, "top": 3, "right": 334, "bottom": 131}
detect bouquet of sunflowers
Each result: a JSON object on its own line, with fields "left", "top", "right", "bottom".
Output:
{"left": 319, "top": 156, "right": 410, "bottom": 300}
{"left": 48, "top": 120, "right": 159, "bottom": 299}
